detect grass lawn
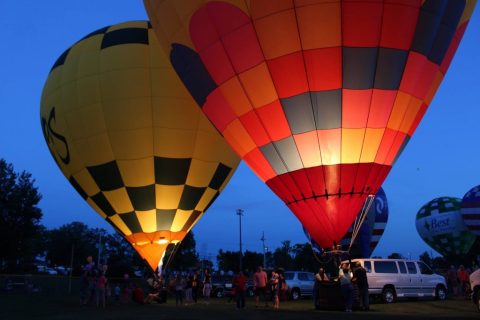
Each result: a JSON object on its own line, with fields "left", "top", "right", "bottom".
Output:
{"left": 0, "top": 294, "right": 478, "bottom": 320}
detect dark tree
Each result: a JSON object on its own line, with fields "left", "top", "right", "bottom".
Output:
{"left": 292, "top": 243, "right": 319, "bottom": 272}
{"left": 102, "top": 233, "right": 144, "bottom": 277}
{"left": 0, "top": 159, "right": 43, "bottom": 272}
{"left": 217, "top": 250, "right": 240, "bottom": 272}
{"left": 419, "top": 251, "right": 432, "bottom": 266}
{"left": 388, "top": 252, "right": 404, "bottom": 259}
{"left": 165, "top": 232, "right": 199, "bottom": 271}
{"left": 272, "top": 240, "right": 294, "bottom": 270}
{"left": 242, "top": 250, "right": 263, "bottom": 274}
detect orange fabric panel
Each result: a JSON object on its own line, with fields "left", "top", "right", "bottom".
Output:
{"left": 256, "top": 100, "right": 292, "bottom": 142}
{"left": 360, "top": 128, "right": 385, "bottom": 163}
{"left": 133, "top": 242, "right": 168, "bottom": 271}
{"left": 374, "top": 128, "right": 397, "bottom": 164}
{"left": 238, "top": 62, "right": 278, "bottom": 108}
{"left": 408, "top": 103, "right": 428, "bottom": 136}
{"left": 243, "top": 148, "right": 276, "bottom": 181}
{"left": 385, "top": 132, "right": 407, "bottom": 165}
{"left": 219, "top": 76, "right": 254, "bottom": 117}
{"left": 341, "top": 128, "right": 365, "bottom": 164}
{"left": 387, "top": 91, "right": 410, "bottom": 131}
{"left": 400, "top": 52, "right": 439, "bottom": 100}
{"left": 294, "top": 131, "right": 322, "bottom": 168}
{"left": 222, "top": 119, "right": 257, "bottom": 157}
{"left": 253, "top": 9, "right": 302, "bottom": 59}
{"left": 424, "top": 71, "right": 444, "bottom": 106}
{"left": 239, "top": 110, "right": 271, "bottom": 147}
{"left": 303, "top": 47, "right": 342, "bottom": 91}
{"left": 318, "top": 129, "right": 341, "bottom": 166}
{"left": 296, "top": 1, "right": 341, "bottom": 50}
{"left": 367, "top": 89, "right": 397, "bottom": 128}
{"left": 399, "top": 95, "right": 422, "bottom": 134}
{"left": 342, "top": 89, "right": 372, "bottom": 128}
{"left": 249, "top": 0, "right": 293, "bottom": 20}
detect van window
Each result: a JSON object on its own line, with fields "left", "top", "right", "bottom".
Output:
{"left": 364, "top": 261, "right": 372, "bottom": 273}
{"left": 374, "top": 261, "right": 398, "bottom": 274}
{"left": 406, "top": 262, "right": 417, "bottom": 274}
{"left": 418, "top": 262, "right": 434, "bottom": 275}
{"left": 398, "top": 261, "right": 407, "bottom": 274}
{"left": 298, "top": 273, "right": 309, "bottom": 281}
{"left": 306, "top": 273, "right": 315, "bottom": 281}
{"left": 284, "top": 272, "right": 294, "bottom": 280}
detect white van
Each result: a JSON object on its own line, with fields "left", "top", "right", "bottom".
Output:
{"left": 352, "top": 258, "right": 447, "bottom": 303}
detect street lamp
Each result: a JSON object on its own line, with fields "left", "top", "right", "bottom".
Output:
{"left": 236, "top": 209, "right": 244, "bottom": 272}
{"left": 261, "top": 231, "right": 266, "bottom": 268}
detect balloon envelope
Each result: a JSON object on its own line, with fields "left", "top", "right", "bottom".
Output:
{"left": 40, "top": 21, "right": 240, "bottom": 270}
{"left": 461, "top": 185, "right": 480, "bottom": 236}
{"left": 416, "top": 197, "right": 475, "bottom": 257}
{"left": 145, "top": 0, "right": 475, "bottom": 248}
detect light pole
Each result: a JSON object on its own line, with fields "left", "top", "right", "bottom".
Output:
{"left": 236, "top": 209, "right": 244, "bottom": 272}
{"left": 261, "top": 231, "right": 266, "bottom": 268}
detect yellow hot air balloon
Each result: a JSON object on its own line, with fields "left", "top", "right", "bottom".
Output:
{"left": 40, "top": 21, "right": 240, "bottom": 271}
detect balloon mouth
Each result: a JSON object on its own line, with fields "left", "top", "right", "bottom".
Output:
{"left": 132, "top": 239, "right": 171, "bottom": 246}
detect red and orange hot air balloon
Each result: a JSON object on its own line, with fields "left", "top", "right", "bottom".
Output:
{"left": 144, "top": 0, "right": 476, "bottom": 248}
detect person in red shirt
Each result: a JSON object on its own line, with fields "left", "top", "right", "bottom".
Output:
{"left": 233, "top": 271, "right": 248, "bottom": 309}
{"left": 457, "top": 265, "right": 470, "bottom": 297}
{"left": 253, "top": 266, "right": 268, "bottom": 307}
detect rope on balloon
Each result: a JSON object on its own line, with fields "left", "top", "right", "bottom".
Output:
{"left": 348, "top": 194, "right": 375, "bottom": 252}
{"left": 162, "top": 241, "right": 182, "bottom": 273}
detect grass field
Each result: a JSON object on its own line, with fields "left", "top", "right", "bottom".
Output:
{"left": 0, "top": 293, "right": 478, "bottom": 320}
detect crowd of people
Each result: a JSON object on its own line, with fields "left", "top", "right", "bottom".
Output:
{"left": 445, "top": 264, "right": 474, "bottom": 298}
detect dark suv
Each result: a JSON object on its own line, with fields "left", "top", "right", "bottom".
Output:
{"left": 211, "top": 275, "right": 255, "bottom": 298}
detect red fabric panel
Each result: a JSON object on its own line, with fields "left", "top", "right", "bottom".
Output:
{"left": 323, "top": 164, "right": 340, "bottom": 195}
{"left": 385, "top": 131, "right": 407, "bottom": 164}
{"left": 375, "top": 128, "right": 397, "bottom": 164}
{"left": 364, "top": 163, "right": 388, "bottom": 195}
{"left": 303, "top": 47, "right": 342, "bottom": 91}
{"left": 189, "top": 6, "right": 220, "bottom": 51}
{"left": 342, "top": 1, "right": 383, "bottom": 47}
{"left": 342, "top": 89, "right": 372, "bottom": 128}
{"left": 408, "top": 103, "right": 428, "bottom": 136}
{"left": 205, "top": 2, "right": 250, "bottom": 38}
{"left": 440, "top": 22, "right": 468, "bottom": 74}
{"left": 223, "top": 23, "right": 264, "bottom": 73}
{"left": 400, "top": 52, "right": 439, "bottom": 100}
{"left": 256, "top": 100, "right": 291, "bottom": 141}
{"left": 203, "top": 88, "right": 236, "bottom": 132}
{"left": 380, "top": 2, "right": 420, "bottom": 50}
{"left": 340, "top": 163, "right": 358, "bottom": 194}
{"left": 267, "top": 51, "right": 309, "bottom": 98}
{"left": 198, "top": 42, "right": 236, "bottom": 85}
{"left": 289, "top": 169, "right": 313, "bottom": 199}
{"left": 239, "top": 110, "right": 270, "bottom": 147}
{"left": 266, "top": 175, "right": 293, "bottom": 203}
{"left": 354, "top": 163, "right": 374, "bottom": 194}
{"left": 305, "top": 166, "right": 327, "bottom": 196}
{"left": 368, "top": 89, "right": 397, "bottom": 128}
{"left": 372, "top": 166, "right": 392, "bottom": 195}
{"left": 244, "top": 148, "right": 276, "bottom": 182}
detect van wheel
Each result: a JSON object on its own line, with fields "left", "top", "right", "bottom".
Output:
{"left": 435, "top": 285, "right": 447, "bottom": 301}
{"left": 382, "top": 287, "right": 396, "bottom": 303}
{"left": 291, "top": 288, "right": 301, "bottom": 301}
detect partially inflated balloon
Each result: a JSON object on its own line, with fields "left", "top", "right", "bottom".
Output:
{"left": 461, "top": 185, "right": 480, "bottom": 236}
{"left": 40, "top": 21, "right": 239, "bottom": 270}
{"left": 416, "top": 197, "right": 475, "bottom": 256}
{"left": 369, "top": 188, "right": 389, "bottom": 255}
{"left": 145, "top": 0, "right": 476, "bottom": 248}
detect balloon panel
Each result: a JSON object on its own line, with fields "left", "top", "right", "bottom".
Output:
{"left": 416, "top": 197, "right": 475, "bottom": 256}
{"left": 461, "top": 185, "right": 480, "bottom": 236}
{"left": 40, "top": 21, "right": 240, "bottom": 270}
{"left": 145, "top": 0, "right": 475, "bottom": 248}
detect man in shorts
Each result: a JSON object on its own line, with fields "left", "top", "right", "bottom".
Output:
{"left": 253, "top": 266, "right": 268, "bottom": 307}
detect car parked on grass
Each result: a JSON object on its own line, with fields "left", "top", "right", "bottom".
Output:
{"left": 284, "top": 271, "right": 315, "bottom": 301}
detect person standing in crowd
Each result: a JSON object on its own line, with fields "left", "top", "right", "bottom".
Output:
{"left": 174, "top": 274, "right": 185, "bottom": 306}
{"left": 270, "top": 270, "right": 280, "bottom": 309}
{"left": 80, "top": 255, "right": 95, "bottom": 305}
{"left": 191, "top": 272, "right": 199, "bottom": 303}
{"left": 339, "top": 262, "right": 353, "bottom": 312}
{"left": 203, "top": 269, "right": 212, "bottom": 304}
{"left": 313, "top": 267, "right": 329, "bottom": 310}
{"left": 353, "top": 262, "right": 369, "bottom": 311}
{"left": 96, "top": 264, "right": 108, "bottom": 308}
{"left": 446, "top": 265, "right": 458, "bottom": 296}
{"left": 121, "top": 273, "right": 132, "bottom": 304}
{"left": 185, "top": 274, "right": 193, "bottom": 304}
{"left": 233, "top": 271, "right": 248, "bottom": 309}
{"left": 458, "top": 265, "right": 471, "bottom": 298}
{"left": 253, "top": 266, "right": 268, "bottom": 308}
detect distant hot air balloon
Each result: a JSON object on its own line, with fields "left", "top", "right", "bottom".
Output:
{"left": 145, "top": 0, "right": 476, "bottom": 248}
{"left": 40, "top": 21, "right": 240, "bottom": 271}
{"left": 369, "top": 188, "right": 389, "bottom": 256}
{"left": 461, "top": 185, "right": 480, "bottom": 236}
{"left": 416, "top": 197, "right": 475, "bottom": 257}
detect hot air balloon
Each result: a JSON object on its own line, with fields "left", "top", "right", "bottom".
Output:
{"left": 369, "top": 188, "right": 389, "bottom": 256}
{"left": 461, "top": 185, "right": 480, "bottom": 236}
{"left": 145, "top": 0, "right": 476, "bottom": 248}
{"left": 40, "top": 21, "right": 240, "bottom": 271}
{"left": 416, "top": 197, "right": 475, "bottom": 257}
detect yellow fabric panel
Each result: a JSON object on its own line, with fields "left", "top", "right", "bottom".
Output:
{"left": 387, "top": 92, "right": 410, "bottom": 131}
{"left": 79, "top": 103, "right": 108, "bottom": 138}
{"left": 186, "top": 159, "right": 217, "bottom": 187}
{"left": 238, "top": 62, "right": 278, "bottom": 108}
{"left": 221, "top": 120, "right": 257, "bottom": 158}
{"left": 152, "top": 97, "right": 199, "bottom": 130}
{"left": 76, "top": 38, "right": 103, "bottom": 78}
{"left": 253, "top": 9, "right": 301, "bottom": 60}
{"left": 76, "top": 76, "right": 102, "bottom": 110}
{"left": 170, "top": 209, "right": 192, "bottom": 232}
{"left": 104, "top": 188, "right": 134, "bottom": 214}
{"left": 399, "top": 96, "right": 422, "bottom": 134}
{"left": 424, "top": 71, "right": 443, "bottom": 106}
{"left": 108, "top": 21, "right": 148, "bottom": 31}
{"left": 196, "top": 111, "right": 222, "bottom": 135}
{"left": 155, "top": 185, "right": 184, "bottom": 210}
{"left": 318, "top": 129, "right": 341, "bottom": 165}
{"left": 249, "top": 0, "right": 293, "bottom": 19}
{"left": 294, "top": 131, "right": 322, "bottom": 168}
{"left": 150, "top": 67, "right": 192, "bottom": 98}
{"left": 100, "top": 44, "right": 150, "bottom": 71}
{"left": 86, "top": 197, "right": 107, "bottom": 219}
{"left": 136, "top": 209, "right": 157, "bottom": 233}
{"left": 79, "top": 134, "right": 115, "bottom": 166}
{"left": 359, "top": 128, "right": 384, "bottom": 163}
{"left": 72, "top": 169, "right": 100, "bottom": 196}
{"left": 341, "top": 129, "right": 365, "bottom": 164}
{"left": 108, "top": 127, "right": 154, "bottom": 160}
{"left": 219, "top": 76, "right": 253, "bottom": 117}
{"left": 153, "top": 127, "right": 196, "bottom": 158}
{"left": 296, "top": 2, "right": 342, "bottom": 49}
{"left": 42, "top": 69, "right": 62, "bottom": 96}
{"left": 147, "top": 29, "right": 168, "bottom": 69}
{"left": 102, "top": 97, "right": 153, "bottom": 132}
{"left": 152, "top": 0, "right": 194, "bottom": 49}
{"left": 99, "top": 69, "right": 152, "bottom": 101}
{"left": 117, "top": 158, "right": 155, "bottom": 187}
{"left": 61, "top": 140, "right": 86, "bottom": 176}
{"left": 59, "top": 54, "right": 80, "bottom": 86}
{"left": 110, "top": 214, "right": 132, "bottom": 236}
{"left": 193, "top": 131, "right": 233, "bottom": 163}
{"left": 60, "top": 81, "right": 78, "bottom": 112}
{"left": 195, "top": 187, "right": 218, "bottom": 211}
{"left": 460, "top": 0, "right": 477, "bottom": 26}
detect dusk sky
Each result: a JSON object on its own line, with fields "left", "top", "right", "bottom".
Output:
{"left": 1, "top": 1, "right": 479, "bottom": 263}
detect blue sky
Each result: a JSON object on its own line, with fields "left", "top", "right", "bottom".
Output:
{"left": 1, "top": 1, "right": 479, "bottom": 262}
